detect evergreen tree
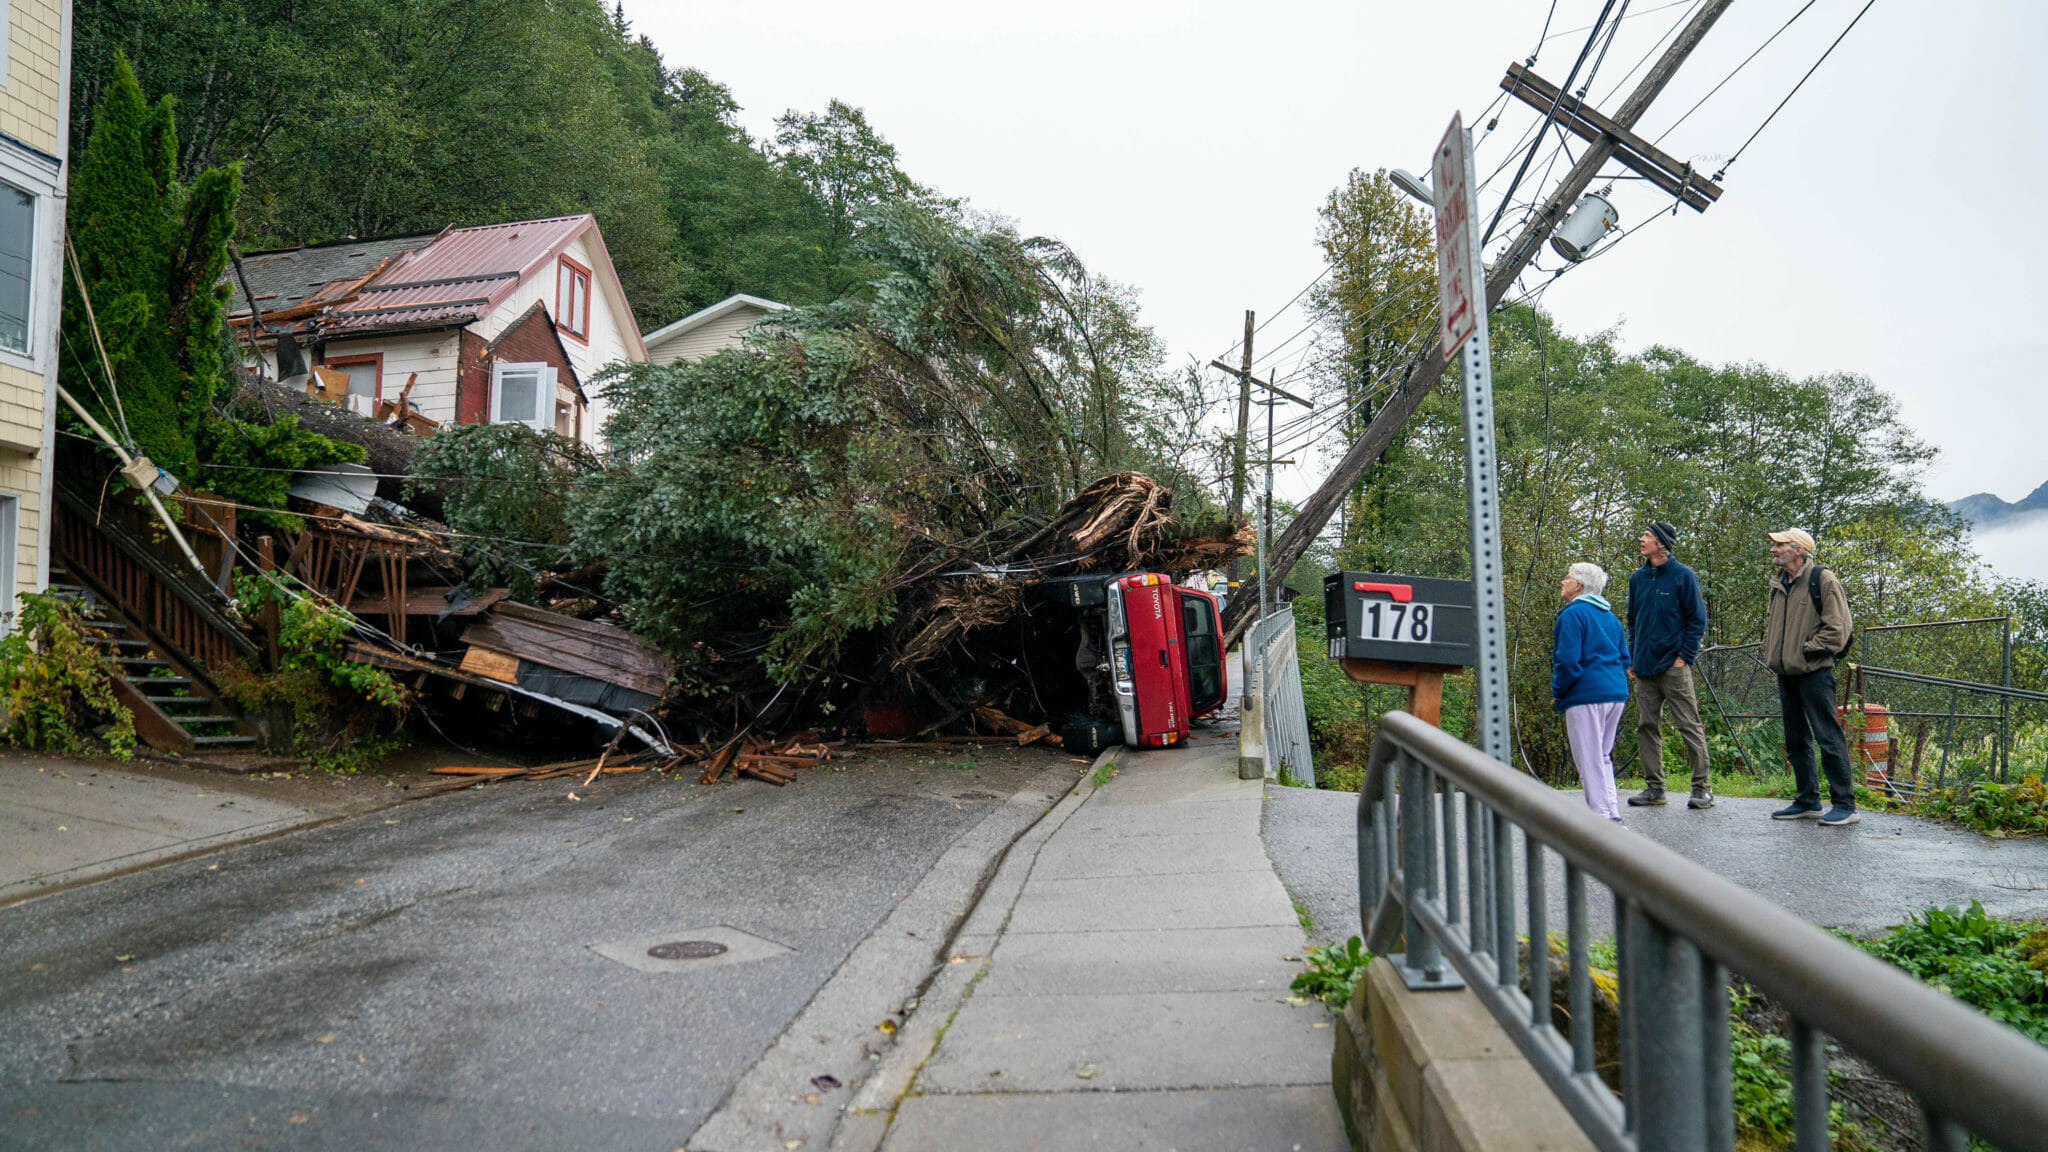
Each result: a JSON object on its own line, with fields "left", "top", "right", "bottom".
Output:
{"left": 62, "top": 54, "right": 240, "bottom": 482}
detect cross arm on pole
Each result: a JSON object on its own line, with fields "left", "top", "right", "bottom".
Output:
{"left": 1208, "top": 359, "right": 1314, "bottom": 408}
{"left": 1500, "top": 63, "right": 1723, "bottom": 211}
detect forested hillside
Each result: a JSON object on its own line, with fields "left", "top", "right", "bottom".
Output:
{"left": 74, "top": 0, "right": 925, "bottom": 330}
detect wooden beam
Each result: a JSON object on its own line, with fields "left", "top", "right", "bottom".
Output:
{"left": 1500, "top": 63, "right": 1723, "bottom": 211}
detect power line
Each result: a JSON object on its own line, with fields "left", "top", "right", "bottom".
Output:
{"left": 1539, "top": 0, "right": 1694, "bottom": 46}
{"left": 1713, "top": 0, "right": 1880, "bottom": 182}
{"left": 1654, "top": 0, "right": 1818, "bottom": 145}
{"left": 1482, "top": 0, "right": 1622, "bottom": 245}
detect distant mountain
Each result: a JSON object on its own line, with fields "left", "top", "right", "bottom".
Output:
{"left": 1951, "top": 480, "right": 2048, "bottom": 528}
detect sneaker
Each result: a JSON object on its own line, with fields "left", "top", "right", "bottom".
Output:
{"left": 1688, "top": 788, "right": 1715, "bottom": 810}
{"left": 1610, "top": 817, "right": 1625, "bottom": 825}
{"left": 1626, "top": 789, "right": 1667, "bottom": 807}
{"left": 1771, "top": 802, "right": 1823, "bottom": 820}
{"left": 1819, "top": 806, "right": 1861, "bottom": 827}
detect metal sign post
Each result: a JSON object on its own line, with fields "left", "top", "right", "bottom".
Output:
{"left": 1430, "top": 114, "right": 1511, "bottom": 764}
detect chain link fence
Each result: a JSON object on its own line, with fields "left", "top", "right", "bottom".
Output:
{"left": 1696, "top": 617, "right": 2048, "bottom": 799}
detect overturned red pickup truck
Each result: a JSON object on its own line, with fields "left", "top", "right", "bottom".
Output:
{"left": 1022, "top": 571, "right": 1228, "bottom": 751}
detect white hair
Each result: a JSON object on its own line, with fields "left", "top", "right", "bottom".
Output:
{"left": 1567, "top": 562, "right": 1609, "bottom": 597}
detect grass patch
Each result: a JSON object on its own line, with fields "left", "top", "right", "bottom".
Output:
{"left": 945, "top": 760, "right": 978, "bottom": 771}
{"left": 1293, "top": 899, "right": 1315, "bottom": 935}
{"left": 1091, "top": 754, "right": 1118, "bottom": 789}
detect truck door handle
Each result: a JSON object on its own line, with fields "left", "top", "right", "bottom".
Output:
{"left": 1159, "top": 650, "right": 1170, "bottom": 668}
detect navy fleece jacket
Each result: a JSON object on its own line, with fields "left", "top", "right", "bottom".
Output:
{"left": 1552, "top": 596, "right": 1631, "bottom": 710}
{"left": 1625, "top": 557, "right": 1707, "bottom": 677}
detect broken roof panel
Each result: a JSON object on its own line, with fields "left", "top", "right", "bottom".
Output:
{"left": 226, "top": 233, "right": 440, "bottom": 318}
{"left": 369, "top": 216, "right": 590, "bottom": 299}
{"left": 458, "top": 601, "right": 673, "bottom": 701}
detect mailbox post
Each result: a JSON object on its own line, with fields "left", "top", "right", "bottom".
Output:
{"left": 1324, "top": 571, "right": 1478, "bottom": 726}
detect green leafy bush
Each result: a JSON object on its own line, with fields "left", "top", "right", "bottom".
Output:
{"left": 222, "top": 574, "right": 407, "bottom": 772}
{"left": 0, "top": 592, "right": 137, "bottom": 759}
{"left": 1854, "top": 901, "right": 2048, "bottom": 1042}
{"left": 1291, "top": 935, "right": 1372, "bottom": 1008}
{"left": 195, "top": 413, "right": 367, "bottom": 529}
{"left": 1915, "top": 778, "right": 2048, "bottom": 838}
{"left": 407, "top": 423, "right": 596, "bottom": 600}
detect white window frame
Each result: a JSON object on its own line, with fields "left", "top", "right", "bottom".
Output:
{"left": 0, "top": 177, "right": 32, "bottom": 361}
{"left": 0, "top": 493, "right": 17, "bottom": 635}
{"left": 489, "top": 360, "right": 556, "bottom": 431}
{"left": 0, "top": 139, "right": 60, "bottom": 377}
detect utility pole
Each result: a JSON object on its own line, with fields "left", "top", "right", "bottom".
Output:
{"left": 1225, "top": 310, "right": 1254, "bottom": 581}
{"left": 1221, "top": 0, "right": 1734, "bottom": 645}
{"left": 1213, "top": 361, "right": 1313, "bottom": 620}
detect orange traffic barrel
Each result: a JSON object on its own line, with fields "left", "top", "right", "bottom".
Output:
{"left": 1860, "top": 704, "right": 1890, "bottom": 789}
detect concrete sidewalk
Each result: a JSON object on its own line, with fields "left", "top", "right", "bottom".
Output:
{"left": 0, "top": 755, "right": 408, "bottom": 906}
{"left": 840, "top": 735, "right": 1346, "bottom": 1152}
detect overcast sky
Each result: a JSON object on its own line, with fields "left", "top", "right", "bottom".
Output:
{"left": 628, "top": 0, "right": 2045, "bottom": 574}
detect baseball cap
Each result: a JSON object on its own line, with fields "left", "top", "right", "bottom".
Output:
{"left": 1767, "top": 528, "right": 1815, "bottom": 553}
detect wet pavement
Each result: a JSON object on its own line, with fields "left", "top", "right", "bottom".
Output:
{"left": 0, "top": 746, "right": 1084, "bottom": 1151}
{"left": 1264, "top": 786, "right": 2048, "bottom": 946}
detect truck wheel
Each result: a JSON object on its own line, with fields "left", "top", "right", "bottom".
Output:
{"left": 1060, "top": 715, "right": 1122, "bottom": 756}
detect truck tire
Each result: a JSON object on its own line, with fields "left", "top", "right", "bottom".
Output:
{"left": 1060, "top": 715, "right": 1122, "bottom": 756}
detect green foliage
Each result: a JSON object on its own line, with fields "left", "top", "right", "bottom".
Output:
{"left": 63, "top": 54, "right": 241, "bottom": 482}
{"left": 408, "top": 423, "right": 597, "bottom": 600}
{"left": 1291, "top": 935, "right": 1372, "bottom": 1008}
{"left": 223, "top": 575, "right": 407, "bottom": 772}
{"left": 1854, "top": 902, "right": 2048, "bottom": 1042}
{"left": 194, "top": 413, "right": 366, "bottom": 529}
{"left": 1092, "top": 755, "right": 1119, "bottom": 789}
{"left": 1308, "top": 293, "right": 1985, "bottom": 781}
{"left": 571, "top": 205, "right": 1212, "bottom": 677}
{"left": 0, "top": 593, "right": 137, "bottom": 759}
{"left": 74, "top": 2, "right": 933, "bottom": 327}
{"left": 1915, "top": 776, "right": 2048, "bottom": 837}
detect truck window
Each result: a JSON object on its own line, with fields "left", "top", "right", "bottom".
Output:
{"left": 1180, "top": 590, "right": 1224, "bottom": 713}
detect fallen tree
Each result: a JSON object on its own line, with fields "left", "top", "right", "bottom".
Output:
{"left": 567, "top": 204, "right": 1242, "bottom": 735}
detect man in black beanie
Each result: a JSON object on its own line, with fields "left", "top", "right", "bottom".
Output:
{"left": 1625, "top": 520, "right": 1713, "bottom": 808}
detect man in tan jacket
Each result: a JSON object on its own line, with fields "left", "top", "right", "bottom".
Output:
{"left": 1762, "top": 528, "right": 1858, "bottom": 825}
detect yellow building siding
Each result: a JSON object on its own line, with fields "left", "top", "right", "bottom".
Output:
{"left": 0, "top": 0, "right": 64, "bottom": 154}
{"left": 1, "top": 448, "right": 42, "bottom": 606}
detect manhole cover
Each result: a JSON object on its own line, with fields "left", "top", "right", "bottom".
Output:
{"left": 953, "top": 791, "right": 998, "bottom": 801}
{"left": 648, "top": 940, "right": 728, "bottom": 960}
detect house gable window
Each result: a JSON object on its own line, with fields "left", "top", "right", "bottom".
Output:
{"left": 491, "top": 361, "right": 555, "bottom": 430}
{"left": 0, "top": 182, "right": 34, "bottom": 355}
{"left": 555, "top": 255, "right": 591, "bottom": 343}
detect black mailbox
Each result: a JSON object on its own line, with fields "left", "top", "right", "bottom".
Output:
{"left": 1323, "top": 571, "right": 1478, "bottom": 668}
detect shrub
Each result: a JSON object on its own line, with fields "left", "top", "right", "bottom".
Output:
{"left": 0, "top": 592, "right": 136, "bottom": 759}
{"left": 222, "top": 574, "right": 408, "bottom": 772}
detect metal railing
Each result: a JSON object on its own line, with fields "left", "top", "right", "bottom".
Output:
{"left": 1358, "top": 710, "right": 2048, "bottom": 1152}
{"left": 1244, "top": 606, "right": 1314, "bottom": 785}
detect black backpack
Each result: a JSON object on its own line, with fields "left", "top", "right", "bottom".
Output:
{"left": 1805, "top": 566, "right": 1855, "bottom": 661}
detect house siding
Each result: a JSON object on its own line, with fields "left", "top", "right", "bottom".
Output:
{"left": 318, "top": 331, "right": 462, "bottom": 424}
{"left": 0, "top": 0, "right": 67, "bottom": 623}
{"left": 477, "top": 231, "right": 635, "bottom": 440}
{"left": 0, "top": 0, "right": 65, "bottom": 155}
{"left": 456, "top": 308, "right": 581, "bottom": 434}
{"left": 647, "top": 304, "right": 771, "bottom": 367}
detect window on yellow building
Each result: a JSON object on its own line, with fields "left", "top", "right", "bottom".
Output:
{"left": 0, "top": 184, "right": 32, "bottom": 355}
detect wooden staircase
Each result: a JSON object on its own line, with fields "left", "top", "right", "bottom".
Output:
{"left": 48, "top": 564, "right": 258, "bottom": 754}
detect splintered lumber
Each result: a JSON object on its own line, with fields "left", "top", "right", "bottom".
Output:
{"left": 740, "top": 753, "right": 820, "bottom": 770}
{"left": 1016, "top": 723, "right": 1052, "bottom": 746}
{"left": 973, "top": 707, "right": 1034, "bottom": 736}
{"left": 700, "top": 740, "right": 742, "bottom": 785}
{"left": 737, "top": 762, "right": 792, "bottom": 786}
{"left": 429, "top": 766, "right": 531, "bottom": 776}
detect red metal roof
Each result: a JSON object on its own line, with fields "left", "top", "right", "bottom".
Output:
{"left": 359, "top": 216, "right": 591, "bottom": 306}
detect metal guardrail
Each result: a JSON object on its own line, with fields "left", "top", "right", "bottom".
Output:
{"left": 1245, "top": 607, "right": 1314, "bottom": 785}
{"left": 1358, "top": 710, "right": 2048, "bottom": 1152}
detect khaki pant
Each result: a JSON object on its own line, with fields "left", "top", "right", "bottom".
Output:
{"left": 1635, "top": 664, "right": 1710, "bottom": 792}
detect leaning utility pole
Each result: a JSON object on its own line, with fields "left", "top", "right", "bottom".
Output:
{"left": 1222, "top": 0, "right": 1734, "bottom": 643}
{"left": 1225, "top": 310, "right": 1254, "bottom": 578}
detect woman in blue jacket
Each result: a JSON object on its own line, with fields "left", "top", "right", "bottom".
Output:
{"left": 1552, "top": 562, "right": 1632, "bottom": 821}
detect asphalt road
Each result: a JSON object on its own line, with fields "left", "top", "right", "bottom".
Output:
{"left": 1264, "top": 785, "right": 2048, "bottom": 947}
{"left": 0, "top": 747, "right": 1080, "bottom": 1151}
